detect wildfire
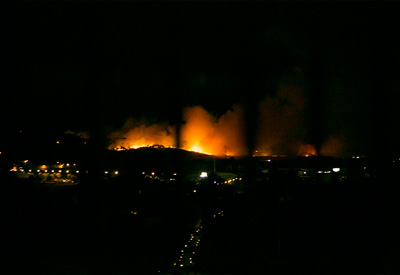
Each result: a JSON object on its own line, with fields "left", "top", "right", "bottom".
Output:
{"left": 109, "top": 105, "right": 248, "bottom": 156}
{"left": 108, "top": 99, "right": 322, "bottom": 157}
{"left": 180, "top": 105, "right": 248, "bottom": 156}
{"left": 298, "top": 144, "right": 317, "bottom": 157}
{"left": 108, "top": 120, "right": 176, "bottom": 151}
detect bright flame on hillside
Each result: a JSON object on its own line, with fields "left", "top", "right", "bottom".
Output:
{"left": 108, "top": 120, "right": 176, "bottom": 150}
{"left": 180, "top": 105, "right": 248, "bottom": 156}
{"left": 108, "top": 105, "right": 248, "bottom": 156}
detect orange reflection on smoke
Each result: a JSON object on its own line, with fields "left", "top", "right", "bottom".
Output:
{"left": 298, "top": 144, "right": 317, "bottom": 157}
{"left": 180, "top": 105, "right": 248, "bottom": 156}
{"left": 108, "top": 106, "right": 248, "bottom": 156}
{"left": 108, "top": 120, "right": 176, "bottom": 151}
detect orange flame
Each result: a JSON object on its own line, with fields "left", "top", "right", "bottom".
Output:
{"left": 108, "top": 119, "right": 176, "bottom": 150}
{"left": 108, "top": 105, "right": 248, "bottom": 156}
{"left": 180, "top": 105, "right": 248, "bottom": 156}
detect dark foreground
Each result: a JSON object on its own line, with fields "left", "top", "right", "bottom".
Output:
{"left": 1, "top": 158, "right": 400, "bottom": 274}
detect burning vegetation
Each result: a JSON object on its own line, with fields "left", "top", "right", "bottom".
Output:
{"left": 180, "top": 105, "right": 248, "bottom": 156}
{"left": 108, "top": 119, "right": 176, "bottom": 151}
{"left": 107, "top": 94, "right": 333, "bottom": 157}
{"left": 109, "top": 106, "right": 248, "bottom": 156}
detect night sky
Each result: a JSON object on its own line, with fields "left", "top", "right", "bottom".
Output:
{"left": 1, "top": 1, "right": 400, "bottom": 156}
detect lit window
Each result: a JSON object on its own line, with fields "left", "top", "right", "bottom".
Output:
{"left": 200, "top": 172, "right": 208, "bottom": 178}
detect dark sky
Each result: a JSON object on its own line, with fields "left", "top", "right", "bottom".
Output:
{"left": 1, "top": 1, "right": 400, "bottom": 156}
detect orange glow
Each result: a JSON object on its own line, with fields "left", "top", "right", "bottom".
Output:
{"left": 180, "top": 105, "right": 248, "bottom": 156}
{"left": 252, "top": 150, "right": 271, "bottom": 157}
{"left": 108, "top": 119, "right": 176, "bottom": 150}
{"left": 255, "top": 84, "right": 321, "bottom": 157}
{"left": 320, "top": 136, "right": 344, "bottom": 157}
{"left": 108, "top": 105, "right": 248, "bottom": 156}
{"left": 107, "top": 101, "right": 320, "bottom": 157}
{"left": 298, "top": 144, "right": 317, "bottom": 157}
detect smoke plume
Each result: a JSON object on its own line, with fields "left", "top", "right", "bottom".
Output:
{"left": 108, "top": 119, "right": 176, "bottom": 149}
{"left": 255, "top": 84, "right": 316, "bottom": 156}
{"left": 65, "top": 130, "right": 90, "bottom": 139}
{"left": 181, "top": 105, "right": 248, "bottom": 156}
{"left": 108, "top": 105, "right": 248, "bottom": 156}
{"left": 319, "top": 135, "right": 344, "bottom": 157}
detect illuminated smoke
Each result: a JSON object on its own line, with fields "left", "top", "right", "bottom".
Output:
{"left": 65, "top": 130, "right": 90, "bottom": 139}
{"left": 298, "top": 144, "right": 317, "bottom": 157}
{"left": 108, "top": 118, "right": 176, "bottom": 150}
{"left": 255, "top": 84, "right": 315, "bottom": 156}
{"left": 180, "top": 105, "right": 248, "bottom": 156}
{"left": 319, "top": 136, "right": 344, "bottom": 157}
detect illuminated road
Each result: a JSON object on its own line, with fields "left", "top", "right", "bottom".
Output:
{"left": 171, "top": 224, "right": 203, "bottom": 270}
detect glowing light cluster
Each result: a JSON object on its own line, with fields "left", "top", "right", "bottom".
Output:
{"left": 172, "top": 223, "right": 203, "bottom": 270}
